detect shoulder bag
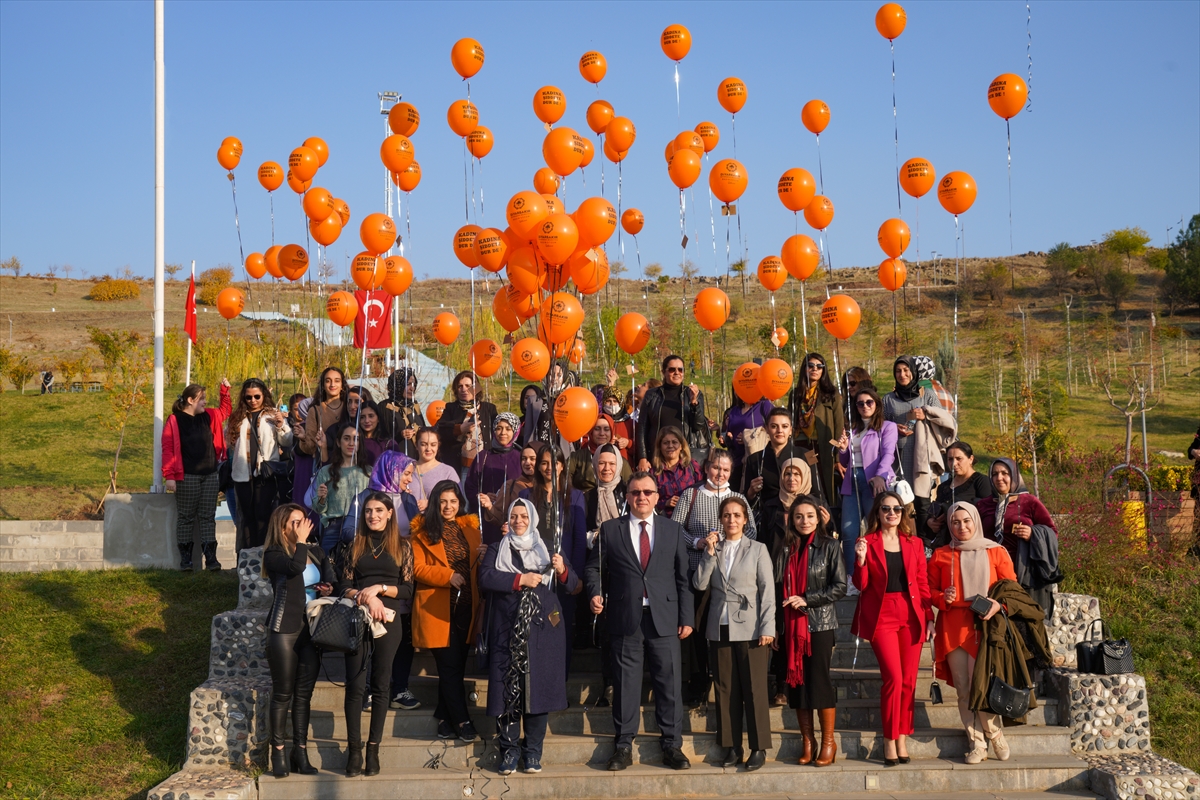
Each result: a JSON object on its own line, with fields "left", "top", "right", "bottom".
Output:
{"left": 1075, "top": 619, "right": 1134, "bottom": 675}
{"left": 986, "top": 610, "right": 1032, "bottom": 719}
{"left": 309, "top": 597, "right": 364, "bottom": 654}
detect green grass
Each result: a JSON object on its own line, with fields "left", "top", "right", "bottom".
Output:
{"left": 0, "top": 569, "right": 238, "bottom": 800}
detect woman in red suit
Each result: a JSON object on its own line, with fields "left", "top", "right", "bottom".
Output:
{"left": 850, "top": 491, "right": 932, "bottom": 766}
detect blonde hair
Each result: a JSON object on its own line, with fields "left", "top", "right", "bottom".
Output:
{"left": 652, "top": 426, "right": 692, "bottom": 473}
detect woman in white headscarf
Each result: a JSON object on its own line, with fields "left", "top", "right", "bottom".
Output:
{"left": 927, "top": 501, "right": 1017, "bottom": 765}
{"left": 477, "top": 498, "right": 580, "bottom": 775}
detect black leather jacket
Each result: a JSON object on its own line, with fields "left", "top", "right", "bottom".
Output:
{"left": 635, "top": 385, "right": 710, "bottom": 464}
{"left": 773, "top": 534, "right": 846, "bottom": 634}
{"left": 266, "top": 543, "right": 335, "bottom": 634}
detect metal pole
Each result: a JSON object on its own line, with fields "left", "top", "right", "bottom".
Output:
{"left": 152, "top": 0, "right": 165, "bottom": 493}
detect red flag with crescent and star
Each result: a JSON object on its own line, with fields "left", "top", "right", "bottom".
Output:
{"left": 353, "top": 290, "right": 393, "bottom": 349}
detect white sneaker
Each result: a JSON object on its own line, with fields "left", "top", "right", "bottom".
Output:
{"left": 845, "top": 585, "right": 860, "bottom": 597}
{"left": 964, "top": 746, "right": 988, "bottom": 765}
{"left": 990, "top": 733, "right": 1010, "bottom": 761}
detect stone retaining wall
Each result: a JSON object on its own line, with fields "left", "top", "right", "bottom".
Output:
{"left": 0, "top": 518, "right": 235, "bottom": 573}
{"left": 1046, "top": 670, "right": 1151, "bottom": 754}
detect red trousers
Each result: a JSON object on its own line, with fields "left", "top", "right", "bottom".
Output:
{"left": 870, "top": 592, "right": 922, "bottom": 740}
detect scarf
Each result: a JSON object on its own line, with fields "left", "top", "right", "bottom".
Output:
{"left": 989, "top": 457, "right": 1027, "bottom": 542}
{"left": 783, "top": 535, "right": 813, "bottom": 687}
{"left": 495, "top": 498, "right": 552, "bottom": 586}
{"left": 892, "top": 355, "right": 922, "bottom": 402}
{"left": 490, "top": 411, "right": 520, "bottom": 453}
{"left": 369, "top": 451, "right": 414, "bottom": 493}
{"left": 778, "top": 457, "right": 812, "bottom": 510}
{"left": 247, "top": 411, "right": 263, "bottom": 475}
{"left": 592, "top": 444, "right": 624, "bottom": 525}
{"left": 586, "top": 413, "right": 617, "bottom": 454}
{"left": 795, "top": 382, "right": 820, "bottom": 439}
{"left": 387, "top": 368, "right": 417, "bottom": 407}
{"left": 947, "top": 501, "right": 1003, "bottom": 600}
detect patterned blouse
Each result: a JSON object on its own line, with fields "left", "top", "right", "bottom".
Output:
{"left": 654, "top": 460, "right": 703, "bottom": 515}
{"left": 441, "top": 521, "right": 471, "bottom": 585}
{"left": 671, "top": 484, "right": 758, "bottom": 574}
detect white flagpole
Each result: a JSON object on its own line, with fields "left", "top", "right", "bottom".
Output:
{"left": 152, "top": 0, "right": 166, "bottom": 493}
{"left": 185, "top": 260, "right": 194, "bottom": 385}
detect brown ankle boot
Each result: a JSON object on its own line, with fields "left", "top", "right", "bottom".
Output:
{"left": 814, "top": 707, "right": 837, "bottom": 766}
{"left": 797, "top": 709, "right": 816, "bottom": 765}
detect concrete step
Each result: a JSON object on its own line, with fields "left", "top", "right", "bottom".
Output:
{"left": 258, "top": 755, "right": 1092, "bottom": 799}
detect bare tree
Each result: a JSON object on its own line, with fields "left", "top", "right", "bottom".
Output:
{"left": 1, "top": 256, "right": 21, "bottom": 278}
{"left": 165, "top": 263, "right": 182, "bottom": 281}
{"left": 1101, "top": 367, "right": 1161, "bottom": 467}
{"left": 46, "top": 264, "right": 58, "bottom": 279}
{"left": 61, "top": 264, "right": 73, "bottom": 281}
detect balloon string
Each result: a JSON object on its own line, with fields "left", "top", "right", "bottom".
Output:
{"left": 816, "top": 134, "right": 825, "bottom": 195}
{"left": 674, "top": 63, "right": 680, "bottom": 119}
{"left": 706, "top": 155, "right": 717, "bottom": 274}
{"left": 470, "top": 155, "right": 478, "bottom": 226}
{"left": 953, "top": 214, "right": 961, "bottom": 422}
{"left": 731, "top": 115, "right": 737, "bottom": 159}
{"left": 799, "top": 281, "right": 809, "bottom": 353}
{"left": 462, "top": 138, "right": 470, "bottom": 223}
{"left": 1026, "top": 2, "right": 1034, "bottom": 112}
{"left": 269, "top": 193, "right": 275, "bottom": 246}
{"left": 595, "top": 294, "right": 608, "bottom": 372}
{"left": 600, "top": 133, "right": 606, "bottom": 198}
{"left": 891, "top": 40, "right": 901, "bottom": 215}
{"left": 479, "top": 158, "right": 485, "bottom": 224}
{"left": 633, "top": 233, "right": 642, "bottom": 275}
{"left": 229, "top": 175, "right": 246, "bottom": 272}
{"left": 1007, "top": 118, "right": 1014, "bottom": 256}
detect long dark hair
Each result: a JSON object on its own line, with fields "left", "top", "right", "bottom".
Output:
{"left": 313, "top": 366, "right": 347, "bottom": 406}
{"left": 357, "top": 400, "right": 382, "bottom": 440}
{"left": 329, "top": 424, "right": 369, "bottom": 491}
{"left": 799, "top": 352, "right": 839, "bottom": 400}
{"left": 347, "top": 491, "right": 413, "bottom": 581}
{"left": 225, "top": 378, "right": 276, "bottom": 446}
{"left": 423, "top": 479, "right": 467, "bottom": 544}
{"left": 172, "top": 383, "right": 205, "bottom": 415}
{"left": 533, "top": 442, "right": 570, "bottom": 505}
{"left": 850, "top": 387, "right": 885, "bottom": 433}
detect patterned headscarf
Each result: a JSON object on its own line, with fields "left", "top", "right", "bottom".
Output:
{"left": 369, "top": 451, "right": 415, "bottom": 493}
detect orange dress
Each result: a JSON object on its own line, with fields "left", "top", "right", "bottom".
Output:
{"left": 927, "top": 545, "right": 1016, "bottom": 686}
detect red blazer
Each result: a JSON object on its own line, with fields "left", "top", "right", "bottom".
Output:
{"left": 161, "top": 384, "right": 232, "bottom": 481}
{"left": 850, "top": 531, "right": 932, "bottom": 641}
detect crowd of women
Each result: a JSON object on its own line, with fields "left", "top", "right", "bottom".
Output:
{"left": 163, "top": 352, "right": 1059, "bottom": 779}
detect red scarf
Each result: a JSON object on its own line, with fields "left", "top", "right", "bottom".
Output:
{"left": 783, "top": 535, "right": 812, "bottom": 687}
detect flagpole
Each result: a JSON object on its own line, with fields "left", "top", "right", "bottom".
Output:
{"left": 185, "top": 260, "right": 194, "bottom": 385}
{"left": 151, "top": 0, "right": 166, "bottom": 493}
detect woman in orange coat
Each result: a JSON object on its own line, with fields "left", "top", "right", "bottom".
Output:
{"left": 928, "top": 501, "right": 1016, "bottom": 764}
{"left": 850, "top": 491, "right": 932, "bottom": 766}
{"left": 411, "top": 479, "right": 485, "bottom": 743}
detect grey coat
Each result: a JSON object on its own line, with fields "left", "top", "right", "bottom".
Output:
{"left": 692, "top": 538, "right": 775, "bottom": 642}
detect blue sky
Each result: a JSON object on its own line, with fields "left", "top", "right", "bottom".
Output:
{"left": 1, "top": 1, "right": 1197, "bottom": 282}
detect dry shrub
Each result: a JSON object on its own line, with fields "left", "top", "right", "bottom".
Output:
{"left": 88, "top": 279, "right": 140, "bottom": 302}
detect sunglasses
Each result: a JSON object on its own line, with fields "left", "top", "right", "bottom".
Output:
{"left": 856, "top": 400, "right": 875, "bottom": 408}
{"left": 880, "top": 505, "right": 904, "bottom": 514}
{"left": 806, "top": 363, "right": 825, "bottom": 370}
{"left": 244, "top": 393, "right": 263, "bottom": 400}
{"left": 628, "top": 489, "right": 658, "bottom": 497}
{"left": 664, "top": 366, "right": 684, "bottom": 373}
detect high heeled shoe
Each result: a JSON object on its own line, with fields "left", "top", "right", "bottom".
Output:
{"left": 345, "top": 741, "right": 363, "bottom": 777}
{"left": 270, "top": 745, "right": 289, "bottom": 778}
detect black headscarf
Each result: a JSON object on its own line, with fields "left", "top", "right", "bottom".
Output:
{"left": 387, "top": 367, "right": 417, "bottom": 407}
{"left": 892, "top": 355, "right": 922, "bottom": 402}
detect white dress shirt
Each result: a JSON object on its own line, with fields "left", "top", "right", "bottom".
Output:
{"left": 719, "top": 537, "right": 743, "bottom": 624}
{"left": 629, "top": 513, "right": 655, "bottom": 606}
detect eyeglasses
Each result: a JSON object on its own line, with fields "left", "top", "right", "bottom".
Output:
{"left": 628, "top": 489, "right": 658, "bottom": 497}
{"left": 856, "top": 400, "right": 875, "bottom": 408}
{"left": 880, "top": 505, "right": 904, "bottom": 514}
{"left": 664, "top": 366, "right": 684, "bottom": 374}
{"left": 244, "top": 393, "right": 263, "bottom": 401}
{"left": 806, "top": 363, "right": 825, "bottom": 370}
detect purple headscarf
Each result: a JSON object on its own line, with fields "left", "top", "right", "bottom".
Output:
{"left": 370, "top": 451, "right": 415, "bottom": 493}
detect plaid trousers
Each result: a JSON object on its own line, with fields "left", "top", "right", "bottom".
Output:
{"left": 176, "top": 472, "right": 220, "bottom": 545}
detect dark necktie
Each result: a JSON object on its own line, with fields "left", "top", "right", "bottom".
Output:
{"left": 639, "top": 521, "right": 650, "bottom": 598}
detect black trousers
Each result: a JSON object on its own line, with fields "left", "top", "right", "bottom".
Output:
{"left": 389, "top": 612, "right": 415, "bottom": 695}
{"left": 710, "top": 626, "right": 772, "bottom": 751}
{"left": 234, "top": 476, "right": 277, "bottom": 551}
{"left": 611, "top": 611, "right": 683, "bottom": 749}
{"left": 344, "top": 615, "right": 404, "bottom": 744}
{"left": 786, "top": 628, "right": 837, "bottom": 709}
{"left": 267, "top": 627, "right": 321, "bottom": 746}
{"left": 498, "top": 712, "right": 548, "bottom": 759}
{"left": 680, "top": 587, "right": 711, "bottom": 695}
{"left": 431, "top": 596, "right": 474, "bottom": 727}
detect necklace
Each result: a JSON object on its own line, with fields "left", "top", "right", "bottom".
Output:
{"left": 370, "top": 534, "right": 386, "bottom": 559}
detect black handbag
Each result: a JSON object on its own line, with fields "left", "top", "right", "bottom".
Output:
{"left": 986, "top": 610, "right": 1033, "bottom": 719}
{"left": 1075, "top": 619, "right": 1134, "bottom": 675}
{"left": 310, "top": 598, "right": 364, "bottom": 654}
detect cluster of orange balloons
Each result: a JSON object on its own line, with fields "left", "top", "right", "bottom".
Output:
{"left": 732, "top": 359, "right": 794, "bottom": 403}
{"left": 876, "top": 218, "right": 911, "bottom": 292}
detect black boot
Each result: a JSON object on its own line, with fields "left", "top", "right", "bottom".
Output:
{"left": 201, "top": 541, "right": 221, "bottom": 571}
{"left": 365, "top": 742, "right": 380, "bottom": 776}
{"left": 345, "top": 742, "right": 363, "bottom": 777}
{"left": 178, "top": 543, "right": 194, "bottom": 571}
{"left": 292, "top": 698, "right": 318, "bottom": 774}
{"left": 291, "top": 740, "right": 318, "bottom": 775}
{"left": 271, "top": 744, "right": 289, "bottom": 778}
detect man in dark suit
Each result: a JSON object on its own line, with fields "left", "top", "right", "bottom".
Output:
{"left": 586, "top": 471, "right": 694, "bottom": 771}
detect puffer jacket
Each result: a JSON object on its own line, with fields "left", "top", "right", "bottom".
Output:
{"left": 774, "top": 534, "right": 847, "bottom": 634}
{"left": 265, "top": 543, "right": 335, "bottom": 634}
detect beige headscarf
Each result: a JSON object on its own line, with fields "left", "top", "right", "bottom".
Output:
{"left": 946, "top": 500, "right": 1003, "bottom": 601}
{"left": 778, "top": 457, "right": 813, "bottom": 511}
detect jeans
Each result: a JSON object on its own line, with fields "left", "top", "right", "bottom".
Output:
{"left": 498, "top": 712, "right": 548, "bottom": 760}
{"left": 840, "top": 467, "right": 874, "bottom": 580}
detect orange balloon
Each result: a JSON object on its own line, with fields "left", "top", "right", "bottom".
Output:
{"left": 511, "top": 337, "right": 551, "bottom": 381}
{"left": 333, "top": 198, "right": 350, "bottom": 226}
{"left": 278, "top": 244, "right": 309, "bottom": 281}
{"left": 614, "top": 312, "right": 651, "bottom": 355}
{"left": 801, "top": 100, "right": 831, "bottom": 135}
{"left": 426, "top": 400, "right": 447, "bottom": 426}
{"left": 533, "top": 86, "right": 566, "bottom": 125}
{"left": 621, "top": 208, "right": 644, "bottom": 236}
{"left": 875, "top": 3, "right": 907, "bottom": 39}
{"left": 454, "top": 225, "right": 483, "bottom": 269}
{"left": 542, "top": 194, "right": 563, "bottom": 217}
{"left": 773, "top": 327, "right": 789, "bottom": 348}
{"left": 569, "top": 250, "right": 608, "bottom": 295}
{"left": 327, "top": 291, "right": 358, "bottom": 327}
{"left": 536, "top": 292, "right": 584, "bottom": 345}
{"left": 877, "top": 218, "right": 911, "bottom": 258}
{"left": 758, "top": 358, "right": 793, "bottom": 401}
{"left": 717, "top": 77, "right": 748, "bottom": 115}
{"left": 777, "top": 168, "right": 816, "bottom": 212}
{"left": 605, "top": 117, "right": 636, "bottom": 152}
{"left": 264, "top": 245, "right": 283, "bottom": 279}
{"left": 733, "top": 363, "right": 763, "bottom": 404}
{"left": 821, "top": 294, "right": 861, "bottom": 340}
{"left": 466, "top": 126, "right": 493, "bottom": 159}
{"left": 602, "top": 138, "right": 628, "bottom": 163}
{"left": 900, "top": 157, "right": 935, "bottom": 198}
{"left": 286, "top": 169, "right": 311, "bottom": 194}
{"left": 674, "top": 130, "right": 705, "bottom": 159}
{"left": 303, "top": 186, "right": 335, "bottom": 222}
{"left": 781, "top": 234, "right": 820, "bottom": 281}
{"left": 573, "top": 197, "right": 617, "bottom": 248}
{"left": 506, "top": 191, "right": 549, "bottom": 239}
{"left": 660, "top": 24, "right": 691, "bottom": 61}
{"left": 380, "top": 134, "right": 414, "bottom": 173}
{"left": 693, "top": 287, "right": 731, "bottom": 331}
{"left": 586, "top": 100, "right": 615, "bottom": 135}
{"left": 543, "top": 127, "right": 585, "bottom": 176}
{"left": 937, "top": 171, "right": 977, "bottom": 215}
{"left": 579, "top": 136, "right": 595, "bottom": 168}
{"left": 450, "top": 38, "right": 485, "bottom": 79}
{"left": 492, "top": 287, "right": 521, "bottom": 332}
{"left": 757, "top": 256, "right": 786, "bottom": 292}
{"left": 258, "top": 161, "right": 283, "bottom": 191}
{"left": 221, "top": 136, "right": 242, "bottom": 150}
{"left": 695, "top": 121, "right": 720, "bottom": 152}
{"left": 302, "top": 137, "right": 329, "bottom": 167}
{"left": 554, "top": 387, "right": 599, "bottom": 442}
{"left": 216, "top": 287, "right": 245, "bottom": 319}
{"left": 447, "top": 99, "right": 479, "bottom": 138}
{"left": 579, "top": 51, "right": 606, "bottom": 84}
{"left": 506, "top": 247, "right": 544, "bottom": 295}
{"left": 542, "top": 263, "right": 572, "bottom": 293}
{"left": 433, "top": 312, "right": 461, "bottom": 345}
{"left": 475, "top": 228, "right": 510, "bottom": 273}
{"left": 310, "top": 211, "right": 342, "bottom": 247}
{"left": 351, "top": 252, "right": 384, "bottom": 290}
{"left": 533, "top": 167, "right": 560, "bottom": 195}
{"left": 566, "top": 337, "right": 586, "bottom": 365}
{"left": 217, "top": 142, "right": 241, "bottom": 171}
{"left": 388, "top": 102, "right": 420, "bottom": 137}
{"left": 383, "top": 256, "right": 413, "bottom": 297}
{"left": 664, "top": 139, "right": 677, "bottom": 162}
{"left": 506, "top": 285, "right": 540, "bottom": 320}
{"left": 668, "top": 149, "right": 702, "bottom": 189}
{"left": 469, "top": 339, "right": 503, "bottom": 378}
{"left": 709, "top": 159, "right": 748, "bottom": 204}
{"left": 394, "top": 160, "right": 421, "bottom": 192}
{"left": 289, "top": 147, "right": 319, "bottom": 182}
{"left": 878, "top": 258, "right": 907, "bottom": 292}
{"left": 360, "top": 213, "right": 396, "bottom": 256}
{"left": 245, "top": 252, "right": 267, "bottom": 280}
{"left": 535, "top": 214, "right": 579, "bottom": 266}
{"left": 804, "top": 196, "right": 835, "bottom": 230}
{"left": 988, "top": 73, "right": 1027, "bottom": 120}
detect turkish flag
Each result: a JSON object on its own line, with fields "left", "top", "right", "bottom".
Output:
{"left": 353, "top": 290, "right": 393, "bottom": 349}
{"left": 184, "top": 274, "right": 198, "bottom": 342}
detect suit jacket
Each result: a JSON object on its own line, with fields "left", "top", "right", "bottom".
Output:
{"left": 585, "top": 513, "right": 693, "bottom": 638}
{"left": 692, "top": 538, "right": 775, "bottom": 641}
{"left": 850, "top": 531, "right": 932, "bottom": 641}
